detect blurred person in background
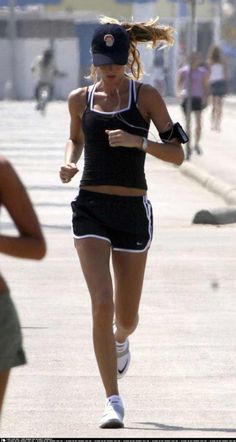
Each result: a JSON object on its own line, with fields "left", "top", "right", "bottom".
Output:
{"left": 207, "top": 45, "right": 228, "bottom": 131}
{"left": 0, "top": 156, "right": 46, "bottom": 421}
{"left": 176, "top": 51, "right": 209, "bottom": 156}
{"left": 153, "top": 50, "right": 166, "bottom": 96}
{"left": 31, "top": 48, "right": 65, "bottom": 110}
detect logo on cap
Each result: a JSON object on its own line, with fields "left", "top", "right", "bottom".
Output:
{"left": 104, "top": 34, "right": 115, "bottom": 47}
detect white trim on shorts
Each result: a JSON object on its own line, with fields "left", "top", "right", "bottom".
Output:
{"left": 112, "top": 242, "right": 150, "bottom": 253}
{"left": 71, "top": 218, "right": 111, "bottom": 244}
{"left": 73, "top": 233, "right": 111, "bottom": 244}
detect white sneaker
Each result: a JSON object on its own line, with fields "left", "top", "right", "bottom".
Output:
{"left": 116, "top": 338, "right": 131, "bottom": 379}
{"left": 99, "top": 395, "right": 124, "bottom": 428}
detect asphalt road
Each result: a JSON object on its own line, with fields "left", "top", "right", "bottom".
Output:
{"left": 0, "top": 99, "right": 236, "bottom": 438}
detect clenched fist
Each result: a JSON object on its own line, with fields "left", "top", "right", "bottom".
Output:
{"left": 59, "top": 162, "right": 78, "bottom": 183}
{"left": 105, "top": 129, "right": 142, "bottom": 149}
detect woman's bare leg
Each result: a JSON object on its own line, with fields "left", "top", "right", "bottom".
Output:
{"left": 112, "top": 250, "right": 148, "bottom": 342}
{"left": 215, "top": 96, "right": 223, "bottom": 130}
{"left": 74, "top": 237, "right": 118, "bottom": 397}
{"left": 211, "top": 96, "right": 216, "bottom": 129}
{"left": 194, "top": 110, "right": 202, "bottom": 148}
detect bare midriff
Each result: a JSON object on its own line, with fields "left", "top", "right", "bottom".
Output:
{"left": 80, "top": 185, "right": 147, "bottom": 197}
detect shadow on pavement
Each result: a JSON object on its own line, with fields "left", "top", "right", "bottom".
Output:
{"left": 127, "top": 422, "right": 236, "bottom": 433}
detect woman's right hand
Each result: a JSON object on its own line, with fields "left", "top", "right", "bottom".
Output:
{"left": 59, "top": 163, "right": 78, "bottom": 183}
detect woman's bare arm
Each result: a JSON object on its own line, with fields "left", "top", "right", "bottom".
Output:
{"left": 59, "top": 88, "right": 86, "bottom": 183}
{"left": 0, "top": 157, "right": 46, "bottom": 260}
{"left": 106, "top": 84, "right": 185, "bottom": 166}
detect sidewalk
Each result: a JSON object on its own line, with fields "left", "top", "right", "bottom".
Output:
{"left": 0, "top": 100, "right": 236, "bottom": 438}
{"left": 167, "top": 95, "right": 236, "bottom": 205}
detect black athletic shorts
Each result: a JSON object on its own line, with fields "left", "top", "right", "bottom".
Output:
{"left": 71, "top": 189, "right": 153, "bottom": 253}
{"left": 210, "top": 80, "right": 227, "bottom": 97}
{"left": 182, "top": 96, "right": 203, "bottom": 112}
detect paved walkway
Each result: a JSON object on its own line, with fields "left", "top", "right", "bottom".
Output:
{"left": 167, "top": 95, "right": 236, "bottom": 204}
{"left": 0, "top": 98, "right": 236, "bottom": 438}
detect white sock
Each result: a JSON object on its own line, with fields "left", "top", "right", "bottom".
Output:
{"left": 113, "top": 323, "right": 128, "bottom": 350}
{"left": 107, "top": 394, "right": 122, "bottom": 404}
{"left": 115, "top": 339, "right": 128, "bottom": 352}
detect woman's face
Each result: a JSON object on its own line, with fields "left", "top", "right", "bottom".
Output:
{"left": 97, "top": 64, "right": 125, "bottom": 83}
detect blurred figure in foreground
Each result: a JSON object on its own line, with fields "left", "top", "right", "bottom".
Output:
{"left": 176, "top": 51, "right": 209, "bottom": 156}
{"left": 207, "top": 45, "right": 228, "bottom": 131}
{"left": 0, "top": 156, "right": 46, "bottom": 421}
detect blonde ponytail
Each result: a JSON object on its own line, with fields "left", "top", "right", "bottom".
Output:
{"left": 99, "top": 16, "right": 174, "bottom": 80}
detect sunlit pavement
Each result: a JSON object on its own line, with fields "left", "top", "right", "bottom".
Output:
{"left": 1, "top": 99, "right": 236, "bottom": 438}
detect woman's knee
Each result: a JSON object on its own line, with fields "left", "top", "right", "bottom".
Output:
{"left": 92, "top": 293, "right": 114, "bottom": 328}
{"left": 116, "top": 314, "right": 139, "bottom": 336}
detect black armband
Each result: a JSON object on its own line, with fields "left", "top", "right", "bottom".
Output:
{"left": 159, "top": 122, "right": 189, "bottom": 144}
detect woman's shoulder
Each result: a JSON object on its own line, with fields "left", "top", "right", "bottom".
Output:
{"left": 178, "top": 64, "right": 188, "bottom": 73}
{"left": 136, "top": 82, "right": 158, "bottom": 96}
{"left": 68, "top": 86, "right": 91, "bottom": 115}
{"left": 68, "top": 86, "right": 88, "bottom": 102}
{"left": 135, "top": 82, "right": 165, "bottom": 110}
{"left": 138, "top": 82, "right": 163, "bottom": 98}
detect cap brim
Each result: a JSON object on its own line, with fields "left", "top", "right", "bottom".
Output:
{"left": 93, "top": 52, "right": 128, "bottom": 66}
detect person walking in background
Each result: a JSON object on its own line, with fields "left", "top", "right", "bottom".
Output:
{"left": 176, "top": 51, "right": 209, "bottom": 156}
{"left": 0, "top": 156, "right": 46, "bottom": 421}
{"left": 31, "top": 48, "right": 65, "bottom": 110}
{"left": 207, "top": 45, "right": 228, "bottom": 131}
{"left": 31, "top": 49, "right": 56, "bottom": 102}
{"left": 60, "top": 16, "right": 186, "bottom": 429}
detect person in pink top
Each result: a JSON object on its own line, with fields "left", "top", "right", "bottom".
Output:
{"left": 176, "top": 52, "right": 209, "bottom": 156}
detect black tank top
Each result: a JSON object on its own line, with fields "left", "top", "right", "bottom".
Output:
{"left": 80, "top": 79, "right": 150, "bottom": 190}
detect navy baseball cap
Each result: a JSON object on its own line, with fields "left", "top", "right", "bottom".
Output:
{"left": 91, "top": 23, "right": 130, "bottom": 66}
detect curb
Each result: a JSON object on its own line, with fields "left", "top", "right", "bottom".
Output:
{"left": 192, "top": 207, "right": 236, "bottom": 225}
{"left": 180, "top": 162, "right": 236, "bottom": 205}
{"left": 180, "top": 162, "right": 236, "bottom": 224}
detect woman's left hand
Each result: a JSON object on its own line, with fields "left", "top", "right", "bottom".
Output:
{"left": 105, "top": 129, "right": 142, "bottom": 149}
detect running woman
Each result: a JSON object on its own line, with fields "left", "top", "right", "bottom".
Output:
{"left": 60, "top": 16, "right": 185, "bottom": 429}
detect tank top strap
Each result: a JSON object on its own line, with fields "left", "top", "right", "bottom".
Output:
{"left": 86, "top": 84, "right": 96, "bottom": 107}
{"left": 131, "top": 79, "right": 137, "bottom": 105}
{"left": 131, "top": 80, "right": 143, "bottom": 106}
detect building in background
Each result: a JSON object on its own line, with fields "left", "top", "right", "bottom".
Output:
{"left": 0, "top": 0, "right": 235, "bottom": 99}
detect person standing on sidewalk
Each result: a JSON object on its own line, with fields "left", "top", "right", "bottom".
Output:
{"left": 176, "top": 51, "right": 209, "bottom": 155}
{"left": 207, "top": 45, "right": 228, "bottom": 131}
{"left": 60, "top": 16, "right": 185, "bottom": 429}
{"left": 0, "top": 156, "right": 46, "bottom": 421}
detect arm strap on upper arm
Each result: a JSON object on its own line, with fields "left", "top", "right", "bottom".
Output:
{"left": 159, "top": 122, "right": 189, "bottom": 144}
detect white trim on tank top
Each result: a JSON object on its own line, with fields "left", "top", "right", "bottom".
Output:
{"left": 89, "top": 79, "right": 133, "bottom": 115}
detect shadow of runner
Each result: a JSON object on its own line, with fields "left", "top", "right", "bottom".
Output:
{"left": 126, "top": 422, "right": 236, "bottom": 433}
